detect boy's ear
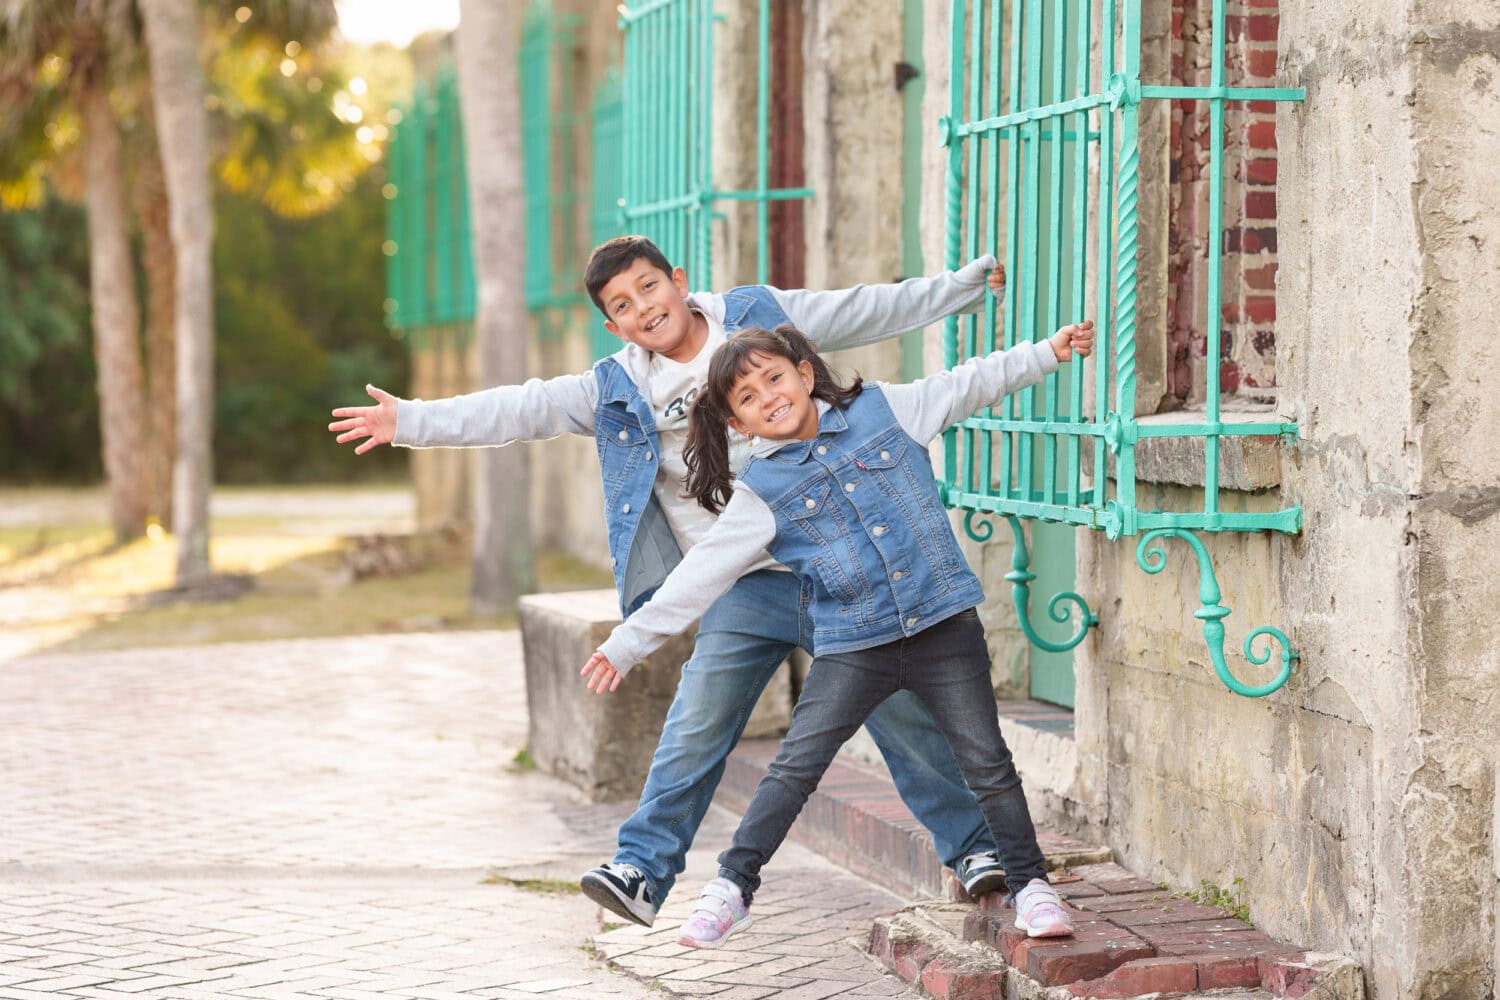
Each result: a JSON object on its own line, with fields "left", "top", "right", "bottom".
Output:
{"left": 671, "top": 266, "right": 690, "bottom": 297}
{"left": 603, "top": 319, "right": 623, "bottom": 338}
{"left": 797, "top": 360, "right": 815, "bottom": 392}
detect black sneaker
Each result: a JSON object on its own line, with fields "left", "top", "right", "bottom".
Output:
{"left": 955, "top": 851, "right": 1008, "bottom": 897}
{"left": 580, "top": 862, "right": 659, "bottom": 928}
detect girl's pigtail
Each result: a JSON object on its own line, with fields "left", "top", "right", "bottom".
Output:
{"left": 684, "top": 392, "right": 736, "bottom": 514}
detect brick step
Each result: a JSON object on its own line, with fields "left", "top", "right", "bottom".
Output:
{"left": 866, "top": 870, "right": 1366, "bottom": 1000}
{"left": 720, "top": 737, "right": 1112, "bottom": 900}
{"left": 720, "top": 739, "right": 1366, "bottom": 999}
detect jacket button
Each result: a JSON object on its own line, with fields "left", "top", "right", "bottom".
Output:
{"left": 892, "top": 570, "right": 907, "bottom": 580}
{"left": 622, "top": 503, "right": 632, "bottom": 514}
{"left": 804, "top": 498, "right": 816, "bottom": 509}
{"left": 880, "top": 450, "right": 891, "bottom": 461}
{"left": 844, "top": 483, "right": 856, "bottom": 492}
{"left": 872, "top": 525, "right": 887, "bottom": 537}
{"left": 618, "top": 429, "right": 629, "bottom": 441}
{"left": 906, "top": 616, "right": 921, "bottom": 628}
{"left": 817, "top": 445, "right": 828, "bottom": 455}
{"left": 645, "top": 452, "right": 653, "bottom": 461}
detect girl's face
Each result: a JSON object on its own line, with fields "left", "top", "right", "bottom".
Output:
{"left": 725, "top": 352, "right": 820, "bottom": 442}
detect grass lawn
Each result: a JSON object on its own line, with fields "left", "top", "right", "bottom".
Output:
{"left": 0, "top": 486, "right": 612, "bottom": 654}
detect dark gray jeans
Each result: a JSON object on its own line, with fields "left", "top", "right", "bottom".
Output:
{"left": 717, "top": 607, "right": 1047, "bottom": 901}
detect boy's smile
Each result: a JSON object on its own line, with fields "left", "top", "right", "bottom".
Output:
{"left": 726, "top": 353, "right": 820, "bottom": 442}
{"left": 600, "top": 259, "right": 708, "bottom": 363}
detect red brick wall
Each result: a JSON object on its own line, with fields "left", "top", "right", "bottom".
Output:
{"left": 1167, "top": 0, "right": 1281, "bottom": 406}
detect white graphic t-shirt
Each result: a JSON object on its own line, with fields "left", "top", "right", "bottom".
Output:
{"left": 645, "top": 312, "right": 779, "bottom": 574}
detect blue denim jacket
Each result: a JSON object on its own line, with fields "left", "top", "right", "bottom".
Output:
{"left": 738, "top": 388, "right": 985, "bottom": 656}
{"left": 594, "top": 285, "right": 792, "bottom": 614}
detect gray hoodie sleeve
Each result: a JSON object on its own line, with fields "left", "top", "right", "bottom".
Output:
{"left": 392, "top": 371, "right": 600, "bottom": 448}
{"left": 768, "top": 255, "right": 998, "bottom": 352}
{"left": 597, "top": 486, "right": 778, "bottom": 675}
{"left": 882, "top": 340, "right": 1060, "bottom": 444}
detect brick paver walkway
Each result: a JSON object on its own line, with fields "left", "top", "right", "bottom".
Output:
{"left": 0, "top": 630, "right": 918, "bottom": 999}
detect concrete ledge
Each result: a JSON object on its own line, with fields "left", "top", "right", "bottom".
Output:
{"left": 520, "top": 589, "right": 692, "bottom": 802}
{"left": 1082, "top": 408, "right": 1289, "bottom": 491}
{"left": 518, "top": 589, "right": 794, "bottom": 802}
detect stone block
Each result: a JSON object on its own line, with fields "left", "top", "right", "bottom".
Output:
{"left": 520, "top": 590, "right": 691, "bottom": 801}
{"left": 519, "top": 589, "right": 792, "bottom": 801}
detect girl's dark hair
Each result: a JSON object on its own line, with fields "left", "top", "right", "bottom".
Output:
{"left": 684, "top": 324, "right": 863, "bottom": 514}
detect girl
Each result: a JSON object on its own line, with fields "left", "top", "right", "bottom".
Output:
{"left": 581, "top": 320, "right": 1094, "bottom": 949}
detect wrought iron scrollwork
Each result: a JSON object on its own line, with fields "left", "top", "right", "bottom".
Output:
{"left": 1135, "top": 529, "right": 1297, "bottom": 697}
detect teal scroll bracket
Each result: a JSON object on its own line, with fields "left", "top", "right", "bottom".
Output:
{"left": 1134, "top": 529, "right": 1297, "bottom": 697}
{"left": 964, "top": 512, "right": 1099, "bottom": 652}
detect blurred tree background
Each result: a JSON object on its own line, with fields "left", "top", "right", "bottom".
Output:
{"left": 0, "top": 3, "right": 411, "bottom": 487}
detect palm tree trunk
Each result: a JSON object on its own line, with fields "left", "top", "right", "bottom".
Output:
{"left": 455, "top": 0, "right": 534, "bottom": 612}
{"left": 138, "top": 0, "right": 215, "bottom": 583}
{"left": 81, "top": 77, "right": 149, "bottom": 543}
{"left": 136, "top": 145, "right": 177, "bottom": 530}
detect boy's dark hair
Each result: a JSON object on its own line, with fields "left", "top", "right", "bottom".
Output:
{"left": 684, "top": 325, "right": 863, "bottom": 514}
{"left": 584, "top": 235, "right": 674, "bottom": 315}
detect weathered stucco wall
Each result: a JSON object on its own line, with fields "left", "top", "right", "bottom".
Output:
{"left": 921, "top": 1, "right": 1497, "bottom": 997}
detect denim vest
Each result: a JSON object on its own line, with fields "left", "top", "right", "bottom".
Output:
{"left": 738, "top": 388, "right": 985, "bottom": 657}
{"left": 594, "top": 285, "right": 793, "bottom": 615}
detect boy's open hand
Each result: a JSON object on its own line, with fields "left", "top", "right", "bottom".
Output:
{"left": 987, "top": 263, "right": 1006, "bottom": 296}
{"left": 581, "top": 652, "right": 623, "bottom": 694}
{"left": 1048, "top": 320, "right": 1096, "bottom": 363}
{"left": 329, "top": 385, "right": 398, "bottom": 454}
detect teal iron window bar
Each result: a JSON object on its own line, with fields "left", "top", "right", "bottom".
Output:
{"left": 521, "top": 2, "right": 587, "bottom": 338}
{"left": 589, "top": 67, "right": 624, "bottom": 360}
{"left": 940, "top": 0, "right": 1303, "bottom": 697}
{"left": 383, "top": 66, "right": 475, "bottom": 350}
{"left": 613, "top": 0, "right": 812, "bottom": 287}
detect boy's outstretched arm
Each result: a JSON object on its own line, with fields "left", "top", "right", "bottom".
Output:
{"left": 764, "top": 254, "right": 1001, "bottom": 352}
{"left": 327, "top": 371, "right": 601, "bottom": 453}
{"left": 329, "top": 385, "right": 398, "bottom": 454}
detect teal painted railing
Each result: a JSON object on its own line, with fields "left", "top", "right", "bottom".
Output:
{"left": 383, "top": 67, "right": 475, "bottom": 348}
{"left": 612, "top": 0, "right": 812, "bottom": 288}
{"left": 521, "top": 2, "right": 586, "bottom": 336}
{"left": 589, "top": 67, "right": 625, "bottom": 360}
{"left": 940, "top": 0, "right": 1304, "bottom": 697}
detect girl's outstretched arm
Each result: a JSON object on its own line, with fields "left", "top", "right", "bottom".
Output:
{"left": 585, "top": 486, "right": 778, "bottom": 687}
{"left": 883, "top": 321, "right": 1094, "bottom": 443}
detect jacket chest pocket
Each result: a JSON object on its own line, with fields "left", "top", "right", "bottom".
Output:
{"left": 855, "top": 430, "right": 909, "bottom": 488}
{"left": 778, "top": 477, "right": 864, "bottom": 608}
{"left": 597, "top": 411, "right": 648, "bottom": 451}
{"left": 596, "top": 411, "right": 651, "bottom": 508}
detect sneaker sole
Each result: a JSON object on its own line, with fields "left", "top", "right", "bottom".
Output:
{"left": 677, "top": 914, "right": 753, "bottom": 950}
{"left": 962, "top": 870, "right": 1009, "bottom": 897}
{"left": 1014, "top": 916, "right": 1075, "bottom": 938}
{"left": 580, "top": 874, "right": 656, "bottom": 928}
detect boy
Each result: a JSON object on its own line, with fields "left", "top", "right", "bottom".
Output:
{"left": 329, "top": 236, "right": 1012, "bottom": 928}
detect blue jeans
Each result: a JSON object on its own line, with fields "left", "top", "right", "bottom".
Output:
{"left": 718, "top": 607, "right": 1045, "bottom": 901}
{"left": 615, "top": 569, "right": 997, "bottom": 903}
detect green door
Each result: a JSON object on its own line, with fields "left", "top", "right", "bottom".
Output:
{"left": 1025, "top": 2, "right": 1079, "bottom": 708}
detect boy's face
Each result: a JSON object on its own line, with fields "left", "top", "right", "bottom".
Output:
{"left": 599, "top": 258, "right": 697, "bottom": 357}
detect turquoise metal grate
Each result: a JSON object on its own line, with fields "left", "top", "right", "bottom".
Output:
{"left": 940, "top": 0, "right": 1304, "bottom": 697}
{"left": 383, "top": 68, "right": 475, "bottom": 348}
{"left": 521, "top": 2, "right": 586, "bottom": 336}
{"left": 589, "top": 66, "right": 624, "bottom": 359}
{"left": 614, "top": 0, "right": 812, "bottom": 288}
